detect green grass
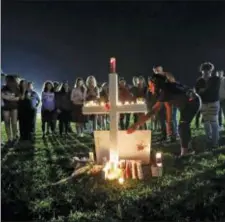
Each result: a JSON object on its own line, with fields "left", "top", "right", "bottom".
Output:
{"left": 1, "top": 118, "right": 225, "bottom": 222}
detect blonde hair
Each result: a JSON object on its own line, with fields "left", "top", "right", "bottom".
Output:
{"left": 86, "top": 75, "right": 97, "bottom": 88}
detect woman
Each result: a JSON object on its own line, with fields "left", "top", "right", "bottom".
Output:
{"left": 71, "top": 78, "right": 86, "bottom": 136}
{"left": 85, "top": 76, "right": 100, "bottom": 132}
{"left": 119, "top": 78, "right": 134, "bottom": 130}
{"left": 132, "top": 76, "right": 148, "bottom": 130}
{"left": 56, "top": 82, "right": 72, "bottom": 137}
{"left": 1, "top": 75, "right": 20, "bottom": 147}
{"left": 128, "top": 74, "right": 201, "bottom": 156}
{"left": 41, "top": 81, "right": 55, "bottom": 138}
{"left": 99, "top": 82, "right": 109, "bottom": 130}
{"left": 18, "top": 80, "right": 34, "bottom": 141}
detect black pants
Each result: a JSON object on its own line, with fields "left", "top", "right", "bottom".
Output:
{"left": 41, "top": 110, "right": 54, "bottom": 134}
{"left": 159, "top": 106, "right": 167, "bottom": 139}
{"left": 179, "top": 97, "right": 201, "bottom": 149}
{"left": 19, "top": 108, "right": 33, "bottom": 140}
{"left": 120, "top": 113, "right": 131, "bottom": 130}
{"left": 59, "top": 110, "right": 71, "bottom": 135}
{"left": 31, "top": 109, "right": 37, "bottom": 135}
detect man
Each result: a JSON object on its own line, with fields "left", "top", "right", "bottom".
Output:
{"left": 196, "top": 62, "right": 220, "bottom": 149}
{"left": 152, "top": 65, "right": 177, "bottom": 142}
{"left": 27, "top": 82, "right": 40, "bottom": 141}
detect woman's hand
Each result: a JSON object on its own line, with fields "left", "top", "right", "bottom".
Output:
{"left": 127, "top": 123, "right": 138, "bottom": 134}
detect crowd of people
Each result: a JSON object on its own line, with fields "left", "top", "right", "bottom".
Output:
{"left": 1, "top": 62, "right": 225, "bottom": 156}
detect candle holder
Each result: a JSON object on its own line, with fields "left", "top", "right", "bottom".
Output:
{"left": 151, "top": 152, "right": 163, "bottom": 177}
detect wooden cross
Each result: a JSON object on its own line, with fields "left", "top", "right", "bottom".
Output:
{"left": 82, "top": 57, "right": 147, "bottom": 163}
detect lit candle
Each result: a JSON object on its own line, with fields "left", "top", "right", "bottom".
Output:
{"left": 118, "top": 177, "right": 124, "bottom": 184}
{"left": 100, "top": 102, "right": 105, "bottom": 106}
{"left": 110, "top": 57, "right": 116, "bottom": 73}
{"left": 156, "top": 152, "right": 162, "bottom": 167}
{"left": 124, "top": 101, "right": 129, "bottom": 105}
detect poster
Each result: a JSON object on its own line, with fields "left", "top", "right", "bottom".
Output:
{"left": 94, "top": 130, "right": 151, "bottom": 164}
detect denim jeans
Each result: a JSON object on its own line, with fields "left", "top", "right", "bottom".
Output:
{"left": 201, "top": 101, "right": 220, "bottom": 147}
{"left": 172, "top": 106, "right": 178, "bottom": 135}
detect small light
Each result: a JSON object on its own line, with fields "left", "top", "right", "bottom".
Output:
{"left": 118, "top": 177, "right": 124, "bottom": 184}
{"left": 156, "top": 152, "right": 162, "bottom": 159}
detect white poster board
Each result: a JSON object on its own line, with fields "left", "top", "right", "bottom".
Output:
{"left": 94, "top": 130, "right": 151, "bottom": 165}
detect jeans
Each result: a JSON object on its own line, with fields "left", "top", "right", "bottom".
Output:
{"left": 172, "top": 106, "right": 178, "bottom": 135}
{"left": 201, "top": 101, "right": 220, "bottom": 147}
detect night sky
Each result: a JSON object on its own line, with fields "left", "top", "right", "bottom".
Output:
{"left": 2, "top": 1, "right": 225, "bottom": 92}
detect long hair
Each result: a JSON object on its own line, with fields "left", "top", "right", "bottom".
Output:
{"left": 5, "top": 75, "right": 18, "bottom": 89}
{"left": 42, "top": 81, "right": 54, "bottom": 93}
{"left": 138, "top": 76, "right": 146, "bottom": 86}
{"left": 132, "top": 76, "right": 138, "bottom": 86}
{"left": 60, "top": 82, "right": 70, "bottom": 93}
{"left": 19, "top": 79, "right": 27, "bottom": 93}
{"left": 86, "top": 75, "right": 97, "bottom": 88}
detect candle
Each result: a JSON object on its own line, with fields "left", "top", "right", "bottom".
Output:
{"left": 89, "top": 152, "right": 94, "bottom": 161}
{"left": 118, "top": 177, "right": 124, "bottom": 184}
{"left": 110, "top": 57, "right": 116, "bottom": 73}
{"left": 156, "top": 152, "right": 162, "bottom": 167}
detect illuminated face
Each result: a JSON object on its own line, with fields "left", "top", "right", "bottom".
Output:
{"left": 139, "top": 78, "right": 144, "bottom": 85}
{"left": 77, "top": 79, "right": 84, "bottom": 87}
{"left": 46, "top": 83, "right": 52, "bottom": 91}
{"left": 153, "top": 66, "right": 163, "bottom": 74}
{"left": 28, "top": 83, "right": 33, "bottom": 90}
{"left": 119, "top": 80, "right": 126, "bottom": 87}
{"left": 89, "top": 77, "right": 95, "bottom": 86}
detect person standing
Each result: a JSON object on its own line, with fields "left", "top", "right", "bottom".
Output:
{"left": 85, "top": 76, "right": 99, "bottom": 132}
{"left": 196, "top": 62, "right": 220, "bottom": 149}
{"left": 71, "top": 78, "right": 87, "bottom": 136}
{"left": 118, "top": 78, "right": 134, "bottom": 130}
{"left": 1, "top": 75, "right": 20, "bottom": 147}
{"left": 18, "top": 80, "right": 34, "bottom": 142}
{"left": 152, "top": 65, "right": 177, "bottom": 142}
{"left": 41, "top": 81, "right": 55, "bottom": 138}
{"left": 56, "top": 82, "right": 72, "bottom": 137}
{"left": 27, "top": 82, "right": 40, "bottom": 140}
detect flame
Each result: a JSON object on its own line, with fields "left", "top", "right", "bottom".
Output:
{"left": 118, "top": 177, "right": 124, "bottom": 184}
{"left": 102, "top": 150, "right": 124, "bottom": 183}
{"left": 156, "top": 152, "right": 162, "bottom": 159}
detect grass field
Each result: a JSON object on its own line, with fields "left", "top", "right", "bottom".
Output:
{"left": 1, "top": 118, "right": 225, "bottom": 222}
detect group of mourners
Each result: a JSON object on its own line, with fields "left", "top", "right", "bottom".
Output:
{"left": 1, "top": 62, "right": 225, "bottom": 157}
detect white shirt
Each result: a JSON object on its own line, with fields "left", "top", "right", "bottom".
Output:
{"left": 71, "top": 87, "right": 87, "bottom": 105}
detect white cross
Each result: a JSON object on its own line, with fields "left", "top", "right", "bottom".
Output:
{"left": 82, "top": 59, "right": 147, "bottom": 163}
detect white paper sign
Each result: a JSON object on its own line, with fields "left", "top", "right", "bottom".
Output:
{"left": 94, "top": 130, "right": 151, "bottom": 164}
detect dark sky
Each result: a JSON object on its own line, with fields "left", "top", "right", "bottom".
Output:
{"left": 2, "top": 0, "right": 225, "bottom": 91}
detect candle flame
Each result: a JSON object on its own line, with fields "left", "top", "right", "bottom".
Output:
{"left": 118, "top": 177, "right": 124, "bottom": 184}
{"left": 156, "top": 152, "right": 162, "bottom": 159}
